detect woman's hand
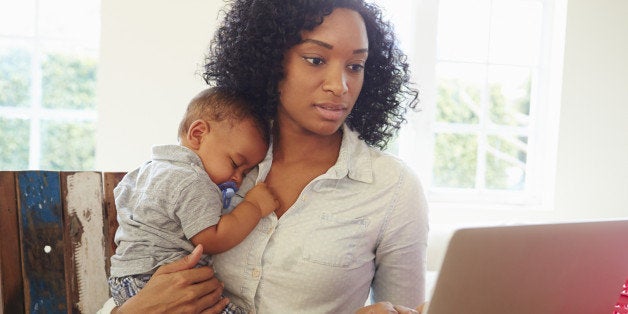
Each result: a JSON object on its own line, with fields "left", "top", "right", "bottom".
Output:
{"left": 113, "top": 245, "right": 229, "bottom": 314}
{"left": 355, "top": 301, "right": 426, "bottom": 314}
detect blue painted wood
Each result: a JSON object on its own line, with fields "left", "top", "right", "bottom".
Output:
{"left": 17, "top": 171, "right": 67, "bottom": 313}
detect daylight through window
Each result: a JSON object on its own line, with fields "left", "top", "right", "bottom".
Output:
{"left": 0, "top": 0, "right": 100, "bottom": 170}
{"left": 377, "top": 0, "right": 566, "bottom": 210}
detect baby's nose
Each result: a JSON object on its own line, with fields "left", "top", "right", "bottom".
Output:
{"left": 231, "top": 174, "right": 242, "bottom": 186}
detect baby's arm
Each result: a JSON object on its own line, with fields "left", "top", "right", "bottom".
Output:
{"left": 191, "top": 182, "right": 278, "bottom": 255}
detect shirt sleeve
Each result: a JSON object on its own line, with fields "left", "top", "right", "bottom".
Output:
{"left": 175, "top": 176, "right": 223, "bottom": 239}
{"left": 370, "top": 165, "right": 429, "bottom": 308}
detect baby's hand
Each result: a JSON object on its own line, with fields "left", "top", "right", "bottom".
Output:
{"left": 244, "top": 183, "right": 278, "bottom": 217}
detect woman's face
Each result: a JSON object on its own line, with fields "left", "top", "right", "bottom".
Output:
{"left": 277, "top": 8, "right": 368, "bottom": 137}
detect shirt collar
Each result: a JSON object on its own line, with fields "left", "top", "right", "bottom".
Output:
{"left": 332, "top": 124, "right": 373, "bottom": 183}
{"left": 257, "top": 124, "right": 373, "bottom": 183}
{"left": 151, "top": 144, "right": 204, "bottom": 168}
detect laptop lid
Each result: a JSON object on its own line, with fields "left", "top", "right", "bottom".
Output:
{"left": 424, "top": 219, "right": 628, "bottom": 314}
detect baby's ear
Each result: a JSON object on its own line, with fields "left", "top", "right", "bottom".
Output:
{"left": 187, "top": 119, "right": 209, "bottom": 149}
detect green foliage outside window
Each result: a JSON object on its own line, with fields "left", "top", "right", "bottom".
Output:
{"left": 0, "top": 118, "right": 30, "bottom": 169}
{"left": 0, "top": 49, "right": 31, "bottom": 107}
{"left": 40, "top": 120, "right": 96, "bottom": 171}
{"left": 434, "top": 76, "right": 530, "bottom": 191}
{"left": 486, "top": 135, "right": 527, "bottom": 190}
{"left": 0, "top": 50, "right": 97, "bottom": 171}
{"left": 489, "top": 75, "right": 531, "bottom": 127}
{"left": 436, "top": 78, "right": 480, "bottom": 124}
{"left": 42, "top": 53, "right": 98, "bottom": 110}
{"left": 434, "top": 133, "right": 478, "bottom": 188}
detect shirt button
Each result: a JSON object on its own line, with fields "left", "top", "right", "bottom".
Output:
{"left": 267, "top": 227, "right": 274, "bottom": 235}
{"left": 252, "top": 268, "right": 261, "bottom": 279}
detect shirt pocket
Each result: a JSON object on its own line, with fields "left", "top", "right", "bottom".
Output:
{"left": 302, "top": 212, "right": 369, "bottom": 268}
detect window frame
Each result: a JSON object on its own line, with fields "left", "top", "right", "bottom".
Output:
{"left": 0, "top": 0, "right": 100, "bottom": 170}
{"left": 378, "top": 0, "right": 567, "bottom": 214}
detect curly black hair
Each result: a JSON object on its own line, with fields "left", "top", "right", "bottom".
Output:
{"left": 203, "top": 0, "right": 418, "bottom": 149}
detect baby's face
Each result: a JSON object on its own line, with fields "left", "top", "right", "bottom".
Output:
{"left": 197, "top": 117, "right": 267, "bottom": 187}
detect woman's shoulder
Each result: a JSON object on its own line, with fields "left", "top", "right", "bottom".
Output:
{"left": 368, "top": 147, "right": 415, "bottom": 176}
{"left": 343, "top": 126, "right": 418, "bottom": 181}
{"left": 374, "top": 153, "right": 424, "bottom": 194}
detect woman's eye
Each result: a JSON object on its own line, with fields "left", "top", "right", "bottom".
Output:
{"left": 348, "top": 63, "right": 365, "bottom": 73}
{"left": 303, "top": 56, "right": 325, "bottom": 66}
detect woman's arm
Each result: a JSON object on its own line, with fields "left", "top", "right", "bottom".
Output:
{"left": 370, "top": 165, "right": 430, "bottom": 307}
{"left": 109, "top": 245, "right": 229, "bottom": 314}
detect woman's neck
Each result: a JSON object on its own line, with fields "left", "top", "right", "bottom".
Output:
{"left": 272, "top": 124, "right": 343, "bottom": 164}
{"left": 266, "top": 121, "right": 344, "bottom": 217}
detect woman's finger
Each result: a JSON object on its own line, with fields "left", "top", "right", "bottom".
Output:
{"left": 199, "top": 294, "right": 230, "bottom": 314}
{"left": 393, "top": 304, "right": 419, "bottom": 314}
{"left": 172, "top": 265, "right": 216, "bottom": 285}
{"left": 154, "top": 244, "right": 204, "bottom": 276}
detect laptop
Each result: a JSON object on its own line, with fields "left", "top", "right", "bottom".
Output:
{"left": 423, "top": 219, "right": 628, "bottom": 314}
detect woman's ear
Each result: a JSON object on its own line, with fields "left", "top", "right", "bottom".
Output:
{"left": 186, "top": 119, "right": 209, "bottom": 149}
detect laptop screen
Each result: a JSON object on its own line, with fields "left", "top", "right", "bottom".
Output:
{"left": 424, "top": 220, "right": 628, "bottom": 314}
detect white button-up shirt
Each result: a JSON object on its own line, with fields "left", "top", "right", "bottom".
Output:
{"left": 213, "top": 125, "right": 429, "bottom": 313}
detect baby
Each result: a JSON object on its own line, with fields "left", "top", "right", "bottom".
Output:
{"left": 108, "top": 87, "right": 277, "bottom": 314}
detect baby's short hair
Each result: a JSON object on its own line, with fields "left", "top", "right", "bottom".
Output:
{"left": 178, "top": 87, "right": 269, "bottom": 144}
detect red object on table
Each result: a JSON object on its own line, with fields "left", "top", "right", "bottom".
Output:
{"left": 613, "top": 278, "right": 628, "bottom": 314}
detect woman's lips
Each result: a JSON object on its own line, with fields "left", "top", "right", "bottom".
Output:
{"left": 314, "top": 103, "right": 347, "bottom": 121}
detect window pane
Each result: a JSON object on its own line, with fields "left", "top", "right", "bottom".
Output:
{"left": 489, "top": 0, "right": 543, "bottom": 65}
{"left": 0, "top": 47, "right": 31, "bottom": 107}
{"left": 436, "top": 62, "right": 484, "bottom": 124}
{"left": 0, "top": 0, "right": 36, "bottom": 37}
{"left": 437, "top": 0, "right": 491, "bottom": 62}
{"left": 488, "top": 65, "right": 531, "bottom": 127}
{"left": 42, "top": 53, "right": 97, "bottom": 110}
{"left": 38, "top": 0, "right": 100, "bottom": 45}
{"left": 434, "top": 133, "right": 477, "bottom": 188}
{"left": 0, "top": 118, "right": 30, "bottom": 169}
{"left": 40, "top": 120, "right": 95, "bottom": 170}
{"left": 486, "top": 135, "right": 528, "bottom": 190}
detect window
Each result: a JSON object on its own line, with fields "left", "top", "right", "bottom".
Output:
{"left": 0, "top": 0, "right": 100, "bottom": 170}
{"left": 377, "top": 0, "right": 567, "bottom": 211}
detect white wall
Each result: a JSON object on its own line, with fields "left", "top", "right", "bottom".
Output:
{"left": 96, "top": 0, "right": 628, "bottom": 219}
{"left": 96, "top": 0, "right": 220, "bottom": 171}
{"left": 553, "top": 0, "right": 628, "bottom": 219}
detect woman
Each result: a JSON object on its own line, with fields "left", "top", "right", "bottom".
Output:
{"left": 104, "top": 0, "right": 428, "bottom": 313}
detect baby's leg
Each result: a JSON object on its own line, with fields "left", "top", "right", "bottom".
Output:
{"left": 108, "top": 274, "right": 152, "bottom": 306}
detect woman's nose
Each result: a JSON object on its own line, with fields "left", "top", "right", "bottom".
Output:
{"left": 322, "top": 66, "right": 348, "bottom": 96}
